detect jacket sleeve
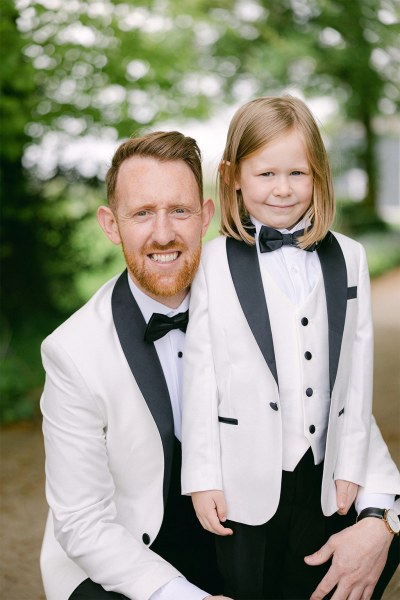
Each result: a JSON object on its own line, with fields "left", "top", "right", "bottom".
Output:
{"left": 181, "top": 260, "right": 223, "bottom": 494}
{"left": 333, "top": 242, "right": 374, "bottom": 485}
{"left": 357, "top": 415, "right": 400, "bottom": 495}
{"left": 333, "top": 243, "right": 400, "bottom": 495}
{"left": 41, "top": 337, "right": 181, "bottom": 600}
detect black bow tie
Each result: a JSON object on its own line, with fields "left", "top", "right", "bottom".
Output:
{"left": 258, "top": 225, "right": 316, "bottom": 253}
{"left": 144, "top": 310, "right": 189, "bottom": 343}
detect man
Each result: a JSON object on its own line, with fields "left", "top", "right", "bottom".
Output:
{"left": 40, "top": 131, "right": 229, "bottom": 600}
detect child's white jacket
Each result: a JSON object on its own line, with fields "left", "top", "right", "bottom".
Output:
{"left": 181, "top": 232, "right": 400, "bottom": 525}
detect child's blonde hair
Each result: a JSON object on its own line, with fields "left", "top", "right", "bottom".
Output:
{"left": 219, "top": 95, "right": 335, "bottom": 248}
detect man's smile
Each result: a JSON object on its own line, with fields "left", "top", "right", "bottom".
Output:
{"left": 148, "top": 251, "right": 181, "bottom": 263}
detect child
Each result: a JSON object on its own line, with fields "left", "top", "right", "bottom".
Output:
{"left": 181, "top": 96, "right": 400, "bottom": 599}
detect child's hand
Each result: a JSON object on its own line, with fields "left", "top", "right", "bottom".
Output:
{"left": 191, "top": 490, "right": 233, "bottom": 536}
{"left": 335, "top": 479, "right": 358, "bottom": 515}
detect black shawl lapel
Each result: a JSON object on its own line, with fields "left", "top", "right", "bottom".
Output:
{"left": 226, "top": 237, "right": 279, "bottom": 387}
{"left": 111, "top": 270, "right": 174, "bottom": 506}
{"left": 316, "top": 232, "right": 348, "bottom": 395}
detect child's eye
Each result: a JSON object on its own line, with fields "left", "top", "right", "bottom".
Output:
{"left": 261, "top": 172, "right": 274, "bottom": 177}
{"left": 291, "top": 171, "right": 303, "bottom": 176}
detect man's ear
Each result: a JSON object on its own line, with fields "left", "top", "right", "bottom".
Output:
{"left": 97, "top": 206, "right": 121, "bottom": 245}
{"left": 220, "top": 160, "right": 241, "bottom": 191}
{"left": 201, "top": 197, "right": 215, "bottom": 237}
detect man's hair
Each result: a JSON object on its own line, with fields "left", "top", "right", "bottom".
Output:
{"left": 219, "top": 95, "right": 335, "bottom": 248}
{"left": 106, "top": 130, "right": 203, "bottom": 211}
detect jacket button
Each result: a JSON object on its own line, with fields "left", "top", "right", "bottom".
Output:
{"left": 269, "top": 402, "right": 278, "bottom": 411}
{"left": 304, "top": 351, "right": 312, "bottom": 360}
{"left": 142, "top": 533, "right": 151, "bottom": 545}
{"left": 306, "top": 388, "right": 313, "bottom": 397}
{"left": 309, "top": 425, "right": 316, "bottom": 434}
{"left": 301, "top": 317, "right": 309, "bottom": 326}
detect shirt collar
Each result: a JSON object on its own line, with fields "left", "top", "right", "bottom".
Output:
{"left": 250, "top": 215, "right": 310, "bottom": 239}
{"left": 127, "top": 273, "right": 190, "bottom": 323}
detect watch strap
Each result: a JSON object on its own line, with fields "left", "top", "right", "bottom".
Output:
{"left": 357, "top": 507, "right": 385, "bottom": 522}
{"left": 357, "top": 507, "right": 400, "bottom": 535}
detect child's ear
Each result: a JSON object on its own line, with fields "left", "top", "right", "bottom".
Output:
{"left": 219, "top": 160, "right": 232, "bottom": 186}
{"left": 220, "top": 160, "right": 241, "bottom": 191}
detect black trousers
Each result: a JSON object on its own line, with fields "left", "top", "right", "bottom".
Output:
{"left": 215, "top": 448, "right": 400, "bottom": 600}
{"left": 69, "top": 439, "right": 222, "bottom": 599}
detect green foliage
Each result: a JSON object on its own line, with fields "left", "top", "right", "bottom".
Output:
{"left": 0, "top": 316, "right": 57, "bottom": 424}
{"left": 1, "top": 0, "right": 399, "bottom": 423}
{"left": 360, "top": 231, "right": 400, "bottom": 278}
{"left": 335, "top": 201, "right": 389, "bottom": 236}
{"left": 334, "top": 202, "right": 400, "bottom": 277}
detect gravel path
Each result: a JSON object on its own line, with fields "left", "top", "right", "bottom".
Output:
{"left": 1, "top": 269, "right": 399, "bottom": 599}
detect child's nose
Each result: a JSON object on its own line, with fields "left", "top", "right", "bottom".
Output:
{"left": 273, "top": 176, "right": 291, "bottom": 196}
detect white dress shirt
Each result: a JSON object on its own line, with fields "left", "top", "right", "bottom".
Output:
{"left": 251, "top": 217, "right": 394, "bottom": 513}
{"left": 127, "top": 275, "right": 208, "bottom": 600}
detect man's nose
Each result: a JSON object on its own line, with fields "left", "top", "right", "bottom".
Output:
{"left": 151, "top": 211, "right": 176, "bottom": 245}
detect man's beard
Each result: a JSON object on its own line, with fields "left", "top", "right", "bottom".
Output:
{"left": 122, "top": 241, "right": 201, "bottom": 299}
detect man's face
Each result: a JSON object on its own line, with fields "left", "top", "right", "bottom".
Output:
{"left": 99, "top": 156, "right": 213, "bottom": 307}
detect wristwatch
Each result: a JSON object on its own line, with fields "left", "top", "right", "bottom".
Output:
{"left": 357, "top": 507, "right": 400, "bottom": 535}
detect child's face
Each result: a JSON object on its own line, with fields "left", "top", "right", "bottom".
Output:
{"left": 235, "top": 129, "right": 313, "bottom": 230}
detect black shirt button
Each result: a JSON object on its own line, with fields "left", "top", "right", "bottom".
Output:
{"left": 177, "top": 351, "right": 183, "bottom": 358}
{"left": 269, "top": 402, "right": 278, "bottom": 411}
{"left": 301, "top": 317, "right": 309, "bottom": 326}
{"left": 304, "top": 351, "right": 312, "bottom": 360}
{"left": 309, "top": 425, "right": 316, "bottom": 434}
{"left": 306, "top": 388, "right": 313, "bottom": 397}
{"left": 142, "top": 533, "right": 151, "bottom": 545}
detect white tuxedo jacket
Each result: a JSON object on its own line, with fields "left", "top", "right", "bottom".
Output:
{"left": 40, "top": 272, "right": 182, "bottom": 600}
{"left": 181, "top": 232, "right": 400, "bottom": 525}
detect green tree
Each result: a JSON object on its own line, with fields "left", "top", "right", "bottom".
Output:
{"left": 206, "top": 0, "right": 399, "bottom": 209}
{"left": 2, "top": 0, "right": 398, "bottom": 323}
{"left": 0, "top": 0, "right": 54, "bottom": 323}
{"left": 1, "top": 0, "right": 398, "bottom": 422}
{"left": 0, "top": 0, "right": 223, "bottom": 326}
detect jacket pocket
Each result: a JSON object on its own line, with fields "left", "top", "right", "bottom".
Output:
{"left": 218, "top": 416, "right": 238, "bottom": 425}
{"left": 347, "top": 286, "right": 357, "bottom": 300}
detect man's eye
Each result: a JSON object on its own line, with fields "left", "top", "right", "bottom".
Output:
{"left": 171, "top": 207, "right": 192, "bottom": 219}
{"left": 133, "top": 210, "right": 153, "bottom": 221}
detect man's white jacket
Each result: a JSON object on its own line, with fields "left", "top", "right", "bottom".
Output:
{"left": 40, "top": 272, "right": 181, "bottom": 600}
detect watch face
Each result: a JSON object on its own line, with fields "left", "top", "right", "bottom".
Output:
{"left": 386, "top": 509, "right": 400, "bottom": 534}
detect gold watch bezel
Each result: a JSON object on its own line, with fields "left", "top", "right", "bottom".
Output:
{"left": 384, "top": 508, "right": 400, "bottom": 536}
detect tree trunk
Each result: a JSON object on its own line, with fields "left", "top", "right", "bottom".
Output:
{"left": 361, "top": 111, "right": 377, "bottom": 213}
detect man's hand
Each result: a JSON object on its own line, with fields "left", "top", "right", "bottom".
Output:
{"left": 335, "top": 480, "right": 358, "bottom": 515}
{"left": 192, "top": 490, "right": 233, "bottom": 536}
{"left": 304, "top": 517, "right": 393, "bottom": 600}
